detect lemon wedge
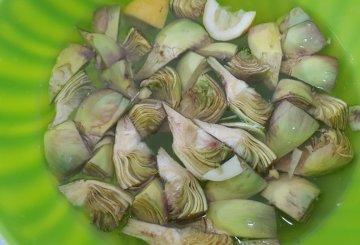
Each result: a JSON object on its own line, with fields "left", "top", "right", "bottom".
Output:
{"left": 203, "top": 0, "right": 256, "bottom": 41}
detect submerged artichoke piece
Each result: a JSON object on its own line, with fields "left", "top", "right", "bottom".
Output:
{"left": 278, "top": 7, "right": 311, "bottom": 33}
{"left": 196, "top": 42, "right": 238, "bottom": 61}
{"left": 123, "top": 219, "right": 233, "bottom": 245}
{"left": 267, "top": 101, "right": 319, "bottom": 158}
{"left": 129, "top": 99, "right": 166, "bottom": 138}
{"left": 80, "top": 31, "right": 124, "bottom": 67}
{"left": 140, "top": 67, "right": 182, "bottom": 108}
{"left": 349, "top": 105, "right": 360, "bottom": 131}
{"left": 132, "top": 178, "right": 167, "bottom": 225}
{"left": 59, "top": 180, "right": 133, "bottom": 231}
{"left": 179, "top": 74, "right": 227, "bottom": 123}
{"left": 157, "top": 148, "right": 207, "bottom": 220}
{"left": 205, "top": 156, "right": 267, "bottom": 201}
{"left": 308, "top": 93, "right": 348, "bottom": 130}
{"left": 248, "top": 23, "right": 283, "bottom": 89}
{"left": 113, "top": 116, "right": 157, "bottom": 189}
{"left": 225, "top": 49, "right": 270, "bottom": 81}
{"left": 261, "top": 174, "right": 320, "bottom": 222}
{"left": 195, "top": 120, "right": 276, "bottom": 172}
{"left": 92, "top": 5, "right": 121, "bottom": 41}
{"left": 208, "top": 57, "right": 273, "bottom": 126}
{"left": 170, "top": 0, "right": 207, "bottom": 20}
{"left": 122, "top": 27, "right": 152, "bottom": 63}
{"left": 75, "top": 89, "right": 130, "bottom": 146}
{"left": 207, "top": 199, "right": 277, "bottom": 238}
{"left": 101, "top": 60, "right": 138, "bottom": 98}
{"left": 83, "top": 136, "right": 114, "bottom": 179}
{"left": 276, "top": 129, "right": 353, "bottom": 177}
{"left": 281, "top": 55, "right": 339, "bottom": 92}
{"left": 49, "top": 44, "right": 94, "bottom": 102}
{"left": 135, "top": 19, "right": 210, "bottom": 80}
{"left": 221, "top": 121, "right": 266, "bottom": 142}
{"left": 164, "top": 104, "right": 233, "bottom": 180}
{"left": 44, "top": 120, "right": 90, "bottom": 180}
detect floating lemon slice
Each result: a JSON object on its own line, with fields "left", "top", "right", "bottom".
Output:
{"left": 203, "top": 0, "right": 256, "bottom": 41}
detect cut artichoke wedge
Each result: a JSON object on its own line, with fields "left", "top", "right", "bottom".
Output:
{"left": 132, "top": 178, "right": 168, "bottom": 225}
{"left": 163, "top": 104, "right": 233, "bottom": 180}
{"left": 92, "top": 5, "right": 121, "bottom": 41}
{"left": 170, "top": 0, "right": 207, "bottom": 20}
{"left": 266, "top": 101, "right": 319, "bottom": 158}
{"left": 220, "top": 122, "right": 266, "bottom": 142}
{"left": 122, "top": 219, "right": 233, "bottom": 245}
{"left": 261, "top": 174, "right": 320, "bottom": 222}
{"left": 135, "top": 19, "right": 210, "bottom": 80}
{"left": 207, "top": 199, "right": 277, "bottom": 238}
{"left": 349, "top": 105, "right": 360, "bottom": 131}
{"left": 208, "top": 57, "right": 273, "bottom": 126}
{"left": 44, "top": 120, "right": 91, "bottom": 180}
{"left": 195, "top": 120, "right": 276, "bottom": 172}
{"left": 113, "top": 116, "right": 157, "bottom": 189}
{"left": 205, "top": 156, "right": 267, "bottom": 201}
{"left": 49, "top": 44, "right": 94, "bottom": 102}
{"left": 157, "top": 148, "right": 207, "bottom": 220}
{"left": 179, "top": 74, "right": 227, "bottom": 123}
{"left": 59, "top": 179, "right": 133, "bottom": 231}
{"left": 122, "top": 27, "right": 152, "bottom": 63}
{"left": 278, "top": 7, "right": 311, "bottom": 33}
{"left": 196, "top": 42, "right": 238, "bottom": 61}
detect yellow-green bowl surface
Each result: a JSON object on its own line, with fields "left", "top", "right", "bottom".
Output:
{"left": 1, "top": 0, "right": 360, "bottom": 244}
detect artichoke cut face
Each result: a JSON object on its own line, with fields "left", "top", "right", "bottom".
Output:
{"left": 221, "top": 121, "right": 266, "bottom": 142}
{"left": 122, "top": 27, "right": 152, "bottom": 63}
{"left": 349, "top": 105, "right": 360, "bottom": 131}
{"left": 113, "top": 116, "right": 157, "bottom": 189}
{"left": 59, "top": 180, "right": 133, "bottom": 231}
{"left": 157, "top": 148, "right": 207, "bottom": 220}
{"left": 92, "top": 5, "right": 121, "bottom": 41}
{"left": 49, "top": 44, "right": 94, "bottom": 102}
{"left": 170, "top": 0, "right": 207, "bottom": 20}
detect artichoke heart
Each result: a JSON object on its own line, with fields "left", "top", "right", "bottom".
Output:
{"left": 59, "top": 180, "right": 133, "bottom": 231}
{"left": 349, "top": 105, "right": 360, "bottom": 131}
{"left": 170, "top": 0, "right": 207, "bottom": 20}
{"left": 92, "top": 5, "right": 121, "bottom": 41}
{"left": 163, "top": 104, "right": 233, "bottom": 180}
{"left": 208, "top": 57, "right": 273, "bottom": 126}
{"left": 113, "top": 116, "right": 157, "bottom": 189}
{"left": 122, "top": 27, "right": 152, "bottom": 63}
{"left": 179, "top": 74, "right": 227, "bottom": 123}
{"left": 157, "top": 148, "right": 207, "bottom": 220}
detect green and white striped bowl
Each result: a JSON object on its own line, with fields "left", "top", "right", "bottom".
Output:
{"left": 1, "top": 0, "right": 360, "bottom": 244}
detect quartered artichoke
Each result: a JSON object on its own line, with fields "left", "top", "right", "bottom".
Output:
{"left": 157, "top": 148, "right": 207, "bottom": 220}
{"left": 59, "top": 180, "right": 133, "bottom": 231}
{"left": 113, "top": 116, "right": 157, "bottom": 189}
{"left": 122, "top": 27, "right": 152, "bottom": 63}
{"left": 170, "top": 0, "right": 207, "bottom": 20}
{"left": 92, "top": 5, "right": 121, "bottom": 41}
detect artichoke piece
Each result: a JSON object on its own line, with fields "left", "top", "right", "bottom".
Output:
{"left": 179, "top": 74, "right": 227, "bottom": 123}
{"left": 205, "top": 156, "right": 267, "bottom": 201}
{"left": 276, "top": 129, "right": 353, "bottom": 177}
{"left": 207, "top": 199, "right": 277, "bottom": 238}
{"left": 163, "top": 104, "right": 233, "bottom": 180}
{"left": 208, "top": 57, "right": 273, "bottom": 126}
{"left": 308, "top": 93, "right": 348, "bottom": 130}
{"left": 80, "top": 31, "right": 124, "bottom": 67}
{"left": 176, "top": 51, "right": 208, "bottom": 93}
{"left": 101, "top": 60, "right": 138, "bottom": 98}
{"left": 266, "top": 101, "right": 319, "bottom": 158}
{"left": 278, "top": 7, "right": 311, "bottom": 33}
{"left": 349, "top": 105, "right": 360, "bottom": 131}
{"left": 49, "top": 44, "right": 94, "bottom": 102}
{"left": 196, "top": 42, "right": 238, "bottom": 61}
{"left": 52, "top": 71, "right": 94, "bottom": 127}
{"left": 92, "top": 5, "right": 121, "bottom": 41}
{"left": 170, "top": 0, "right": 207, "bottom": 20}
{"left": 83, "top": 136, "right": 114, "bottom": 179}
{"left": 122, "top": 27, "right": 152, "bottom": 63}
{"left": 44, "top": 120, "right": 90, "bottom": 180}
{"left": 59, "top": 180, "right": 133, "bottom": 231}
{"left": 272, "top": 78, "right": 314, "bottom": 109}
{"left": 140, "top": 67, "right": 182, "bottom": 108}
{"left": 248, "top": 23, "right": 283, "bottom": 89}
{"left": 113, "top": 116, "right": 157, "bottom": 189}
{"left": 241, "top": 239, "right": 280, "bottom": 245}
{"left": 261, "top": 174, "right": 320, "bottom": 222}
{"left": 281, "top": 55, "right": 339, "bottom": 92}
{"left": 129, "top": 99, "right": 166, "bottom": 138}
{"left": 122, "top": 219, "right": 233, "bottom": 245}
{"left": 225, "top": 49, "right": 270, "bottom": 81}
{"left": 132, "top": 178, "right": 167, "bottom": 225}
{"left": 157, "top": 148, "right": 207, "bottom": 220}
{"left": 75, "top": 89, "right": 130, "bottom": 146}
{"left": 195, "top": 120, "right": 276, "bottom": 172}
{"left": 221, "top": 122, "right": 266, "bottom": 142}
{"left": 135, "top": 19, "right": 210, "bottom": 80}
{"left": 202, "top": 155, "right": 244, "bottom": 181}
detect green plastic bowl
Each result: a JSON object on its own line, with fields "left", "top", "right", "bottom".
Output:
{"left": 1, "top": 0, "right": 360, "bottom": 244}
